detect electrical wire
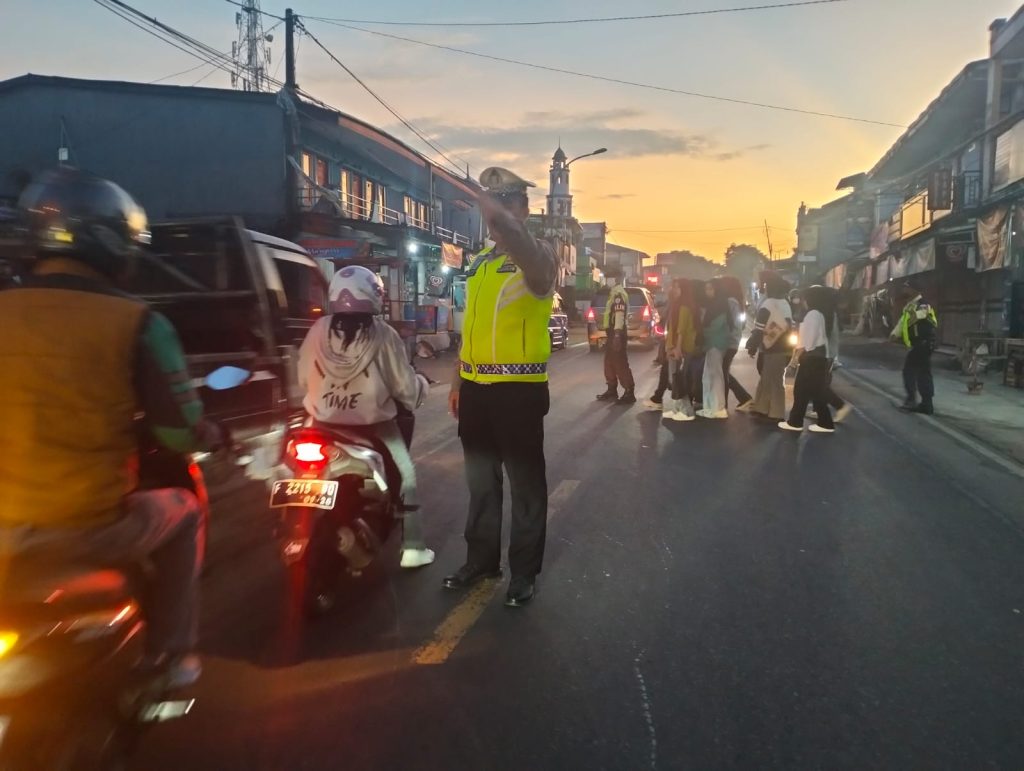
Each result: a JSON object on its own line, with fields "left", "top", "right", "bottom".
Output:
{"left": 150, "top": 59, "right": 215, "bottom": 84}
{"left": 309, "top": 19, "right": 905, "bottom": 128}
{"left": 305, "top": 0, "right": 850, "bottom": 28}
{"left": 297, "top": 23, "right": 473, "bottom": 177}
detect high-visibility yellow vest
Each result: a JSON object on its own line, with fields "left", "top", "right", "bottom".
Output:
{"left": 603, "top": 285, "right": 629, "bottom": 329}
{"left": 459, "top": 246, "right": 552, "bottom": 384}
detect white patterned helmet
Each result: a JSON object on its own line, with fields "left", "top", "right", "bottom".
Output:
{"left": 329, "top": 265, "right": 385, "bottom": 315}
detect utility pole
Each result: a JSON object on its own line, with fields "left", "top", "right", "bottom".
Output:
{"left": 285, "top": 9, "right": 297, "bottom": 92}
{"left": 764, "top": 220, "right": 775, "bottom": 262}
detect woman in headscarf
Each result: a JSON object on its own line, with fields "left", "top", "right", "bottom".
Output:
{"left": 715, "top": 276, "right": 753, "bottom": 410}
{"left": 697, "top": 279, "right": 733, "bottom": 419}
{"left": 743, "top": 271, "right": 793, "bottom": 421}
{"left": 661, "top": 279, "right": 700, "bottom": 421}
{"left": 780, "top": 285, "right": 839, "bottom": 433}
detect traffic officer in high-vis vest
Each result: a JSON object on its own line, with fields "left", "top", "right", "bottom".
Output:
{"left": 444, "top": 167, "right": 558, "bottom": 607}
{"left": 891, "top": 281, "right": 938, "bottom": 414}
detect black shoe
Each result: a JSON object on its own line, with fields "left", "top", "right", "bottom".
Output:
{"left": 442, "top": 563, "right": 502, "bottom": 590}
{"left": 617, "top": 391, "right": 637, "bottom": 405}
{"left": 596, "top": 388, "right": 618, "bottom": 401}
{"left": 911, "top": 404, "right": 934, "bottom": 415}
{"left": 899, "top": 399, "right": 918, "bottom": 411}
{"left": 505, "top": 576, "right": 535, "bottom": 607}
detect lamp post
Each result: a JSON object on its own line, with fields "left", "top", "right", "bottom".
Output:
{"left": 566, "top": 147, "right": 608, "bottom": 168}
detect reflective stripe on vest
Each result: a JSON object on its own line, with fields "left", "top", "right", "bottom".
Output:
{"left": 460, "top": 248, "right": 552, "bottom": 384}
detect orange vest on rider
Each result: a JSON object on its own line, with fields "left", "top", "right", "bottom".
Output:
{"left": 0, "top": 260, "right": 146, "bottom": 528}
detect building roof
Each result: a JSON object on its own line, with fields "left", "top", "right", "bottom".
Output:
{"left": 868, "top": 60, "right": 989, "bottom": 182}
{"left": 553, "top": 147, "right": 567, "bottom": 163}
{"left": 0, "top": 73, "right": 478, "bottom": 196}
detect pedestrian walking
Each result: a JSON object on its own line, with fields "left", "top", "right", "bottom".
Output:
{"left": 697, "top": 280, "right": 732, "bottom": 419}
{"left": 444, "top": 167, "right": 557, "bottom": 607}
{"left": 743, "top": 271, "right": 794, "bottom": 420}
{"left": 644, "top": 281, "right": 680, "bottom": 410}
{"left": 716, "top": 276, "right": 753, "bottom": 410}
{"left": 662, "top": 279, "right": 700, "bottom": 422}
{"left": 596, "top": 278, "right": 636, "bottom": 405}
{"left": 780, "top": 285, "right": 841, "bottom": 433}
{"left": 891, "top": 281, "right": 938, "bottom": 415}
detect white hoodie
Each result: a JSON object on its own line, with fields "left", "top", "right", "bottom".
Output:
{"left": 298, "top": 316, "right": 428, "bottom": 426}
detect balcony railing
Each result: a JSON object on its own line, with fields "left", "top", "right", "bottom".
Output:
{"left": 298, "top": 184, "right": 474, "bottom": 248}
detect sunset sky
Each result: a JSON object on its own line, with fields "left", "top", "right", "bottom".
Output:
{"left": 3, "top": 0, "right": 1018, "bottom": 261}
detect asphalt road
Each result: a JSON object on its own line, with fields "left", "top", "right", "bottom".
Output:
{"left": 133, "top": 343, "right": 1024, "bottom": 771}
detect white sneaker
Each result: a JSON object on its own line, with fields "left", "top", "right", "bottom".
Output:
{"left": 778, "top": 421, "right": 803, "bottom": 432}
{"left": 834, "top": 404, "right": 852, "bottom": 423}
{"left": 736, "top": 401, "right": 754, "bottom": 412}
{"left": 662, "top": 410, "right": 678, "bottom": 419}
{"left": 643, "top": 399, "right": 663, "bottom": 411}
{"left": 808, "top": 424, "right": 835, "bottom": 434}
{"left": 672, "top": 411, "right": 696, "bottom": 422}
{"left": 401, "top": 548, "right": 436, "bottom": 569}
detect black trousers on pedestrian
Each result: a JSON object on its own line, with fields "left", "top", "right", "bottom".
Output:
{"left": 723, "top": 348, "right": 752, "bottom": 408}
{"left": 787, "top": 355, "right": 834, "bottom": 429}
{"left": 653, "top": 341, "right": 670, "bottom": 401}
{"left": 903, "top": 343, "right": 934, "bottom": 407}
{"left": 459, "top": 380, "right": 550, "bottom": 579}
{"left": 603, "top": 331, "right": 635, "bottom": 391}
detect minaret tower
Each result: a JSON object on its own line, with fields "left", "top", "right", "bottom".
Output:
{"left": 547, "top": 146, "right": 572, "bottom": 219}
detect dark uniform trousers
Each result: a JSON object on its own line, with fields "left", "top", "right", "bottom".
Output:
{"left": 903, "top": 342, "right": 934, "bottom": 406}
{"left": 603, "top": 330, "right": 635, "bottom": 391}
{"left": 459, "top": 379, "right": 550, "bottom": 579}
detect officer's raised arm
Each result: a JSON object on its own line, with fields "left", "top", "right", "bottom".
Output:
{"left": 476, "top": 168, "right": 556, "bottom": 298}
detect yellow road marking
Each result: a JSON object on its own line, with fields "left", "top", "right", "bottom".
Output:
{"left": 412, "top": 479, "right": 581, "bottom": 666}
{"left": 412, "top": 578, "right": 502, "bottom": 665}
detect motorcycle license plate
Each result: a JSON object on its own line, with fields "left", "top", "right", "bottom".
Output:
{"left": 270, "top": 479, "right": 339, "bottom": 510}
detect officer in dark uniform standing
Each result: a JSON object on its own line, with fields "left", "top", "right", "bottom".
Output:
{"left": 444, "top": 167, "right": 557, "bottom": 607}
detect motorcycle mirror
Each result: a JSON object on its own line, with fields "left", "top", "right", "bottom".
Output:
{"left": 204, "top": 366, "right": 251, "bottom": 391}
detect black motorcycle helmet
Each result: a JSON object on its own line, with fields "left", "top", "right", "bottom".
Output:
{"left": 16, "top": 168, "right": 150, "bottom": 279}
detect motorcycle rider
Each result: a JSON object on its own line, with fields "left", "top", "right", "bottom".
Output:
{"left": 297, "top": 265, "right": 435, "bottom": 568}
{"left": 0, "top": 168, "right": 216, "bottom": 688}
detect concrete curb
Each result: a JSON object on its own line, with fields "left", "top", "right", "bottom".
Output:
{"left": 837, "top": 367, "right": 1024, "bottom": 479}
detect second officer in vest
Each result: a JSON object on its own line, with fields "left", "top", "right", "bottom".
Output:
{"left": 444, "top": 167, "right": 557, "bottom": 607}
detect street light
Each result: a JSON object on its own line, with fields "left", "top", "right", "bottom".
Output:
{"left": 566, "top": 148, "right": 608, "bottom": 167}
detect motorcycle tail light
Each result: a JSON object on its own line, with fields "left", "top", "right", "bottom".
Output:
{"left": 0, "top": 632, "right": 18, "bottom": 659}
{"left": 586, "top": 307, "right": 596, "bottom": 323}
{"left": 642, "top": 306, "right": 652, "bottom": 322}
{"left": 285, "top": 433, "right": 338, "bottom": 472}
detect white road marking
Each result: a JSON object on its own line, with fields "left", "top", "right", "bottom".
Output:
{"left": 634, "top": 650, "right": 658, "bottom": 770}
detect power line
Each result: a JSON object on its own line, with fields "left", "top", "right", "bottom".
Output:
{"left": 614, "top": 226, "right": 788, "bottom": 234}
{"left": 297, "top": 22, "right": 472, "bottom": 177}
{"left": 150, "top": 59, "right": 215, "bottom": 84}
{"left": 95, "top": 0, "right": 284, "bottom": 90}
{"left": 309, "top": 19, "right": 905, "bottom": 128}
{"left": 306, "top": 0, "right": 850, "bottom": 28}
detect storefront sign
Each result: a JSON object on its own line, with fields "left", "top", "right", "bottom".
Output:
{"left": 299, "top": 238, "right": 371, "bottom": 261}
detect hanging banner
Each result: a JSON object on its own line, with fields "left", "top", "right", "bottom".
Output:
{"left": 441, "top": 242, "right": 464, "bottom": 270}
{"left": 908, "top": 239, "right": 935, "bottom": 275}
{"left": 976, "top": 206, "right": 1010, "bottom": 272}
{"left": 869, "top": 223, "right": 890, "bottom": 259}
{"left": 890, "top": 254, "right": 909, "bottom": 280}
{"left": 875, "top": 258, "right": 889, "bottom": 285}
{"left": 299, "top": 237, "right": 372, "bottom": 261}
